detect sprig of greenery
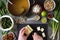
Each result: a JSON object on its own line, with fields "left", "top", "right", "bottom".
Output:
{"left": 49, "top": 0, "right": 60, "bottom": 39}
{"left": 0, "top": 0, "right": 8, "bottom": 16}
{"left": 0, "top": 0, "right": 12, "bottom": 35}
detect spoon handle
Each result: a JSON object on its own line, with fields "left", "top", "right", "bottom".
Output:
{"left": 8, "top": 0, "right": 13, "bottom": 4}
{"left": 27, "top": 18, "right": 34, "bottom": 21}
{"left": 52, "top": 18, "right": 59, "bottom": 23}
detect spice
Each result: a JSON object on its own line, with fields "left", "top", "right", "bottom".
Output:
{"left": 48, "top": 13, "right": 53, "bottom": 18}
{"left": 44, "top": 0, "right": 55, "bottom": 11}
{"left": 32, "top": 4, "right": 42, "bottom": 14}
{"left": 3, "top": 32, "right": 15, "bottom": 40}
{"left": 41, "top": 17, "right": 47, "bottom": 23}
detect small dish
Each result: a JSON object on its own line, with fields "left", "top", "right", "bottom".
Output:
{"left": 48, "top": 13, "right": 59, "bottom": 23}
{"left": 0, "top": 15, "right": 14, "bottom": 31}
{"left": 44, "top": 0, "right": 56, "bottom": 11}
{"left": 32, "top": 4, "right": 42, "bottom": 14}
{"left": 2, "top": 32, "right": 16, "bottom": 40}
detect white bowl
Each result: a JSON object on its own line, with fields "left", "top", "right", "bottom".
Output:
{"left": 0, "top": 15, "right": 14, "bottom": 31}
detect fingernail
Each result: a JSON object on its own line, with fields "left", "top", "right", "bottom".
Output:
{"left": 34, "top": 32, "right": 37, "bottom": 34}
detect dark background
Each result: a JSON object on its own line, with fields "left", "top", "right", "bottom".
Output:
{"left": 17, "top": 24, "right": 48, "bottom": 40}
{"left": 17, "top": 0, "right": 48, "bottom": 40}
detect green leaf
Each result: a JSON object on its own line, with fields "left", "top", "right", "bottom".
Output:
{"left": 2, "top": 31, "right": 8, "bottom": 35}
{"left": 4, "top": 9, "right": 8, "bottom": 14}
{"left": 0, "top": 1, "right": 2, "bottom": 8}
{"left": 1, "top": 1, "right": 5, "bottom": 8}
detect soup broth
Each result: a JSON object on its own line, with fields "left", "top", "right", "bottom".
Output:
{"left": 8, "top": 0, "right": 30, "bottom": 16}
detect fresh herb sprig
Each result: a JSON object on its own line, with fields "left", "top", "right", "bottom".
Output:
{"left": 0, "top": 0, "right": 8, "bottom": 16}
{"left": 49, "top": 0, "right": 60, "bottom": 39}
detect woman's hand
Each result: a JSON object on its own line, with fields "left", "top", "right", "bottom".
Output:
{"left": 18, "top": 27, "right": 28, "bottom": 40}
{"left": 32, "top": 32, "right": 43, "bottom": 40}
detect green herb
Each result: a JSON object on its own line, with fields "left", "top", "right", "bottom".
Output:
{"left": 49, "top": 1, "right": 60, "bottom": 39}
{"left": 1, "top": 17, "right": 12, "bottom": 29}
{"left": 0, "top": 0, "right": 8, "bottom": 16}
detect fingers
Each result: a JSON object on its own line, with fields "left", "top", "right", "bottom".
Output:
{"left": 20, "top": 27, "right": 26, "bottom": 33}
{"left": 33, "top": 32, "right": 38, "bottom": 36}
{"left": 19, "top": 27, "right": 26, "bottom": 35}
{"left": 32, "top": 32, "right": 43, "bottom": 40}
{"left": 32, "top": 32, "right": 37, "bottom": 38}
{"left": 19, "top": 27, "right": 29, "bottom": 36}
{"left": 33, "top": 32, "right": 41, "bottom": 37}
{"left": 18, "top": 27, "right": 28, "bottom": 40}
{"left": 21, "top": 29, "right": 26, "bottom": 35}
{"left": 34, "top": 32, "right": 37, "bottom": 35}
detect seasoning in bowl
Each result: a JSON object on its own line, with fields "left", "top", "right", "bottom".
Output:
{"left": 1, "top": 17, "right": 12, "bottom": 29}
{"left": 41, "top": 17, "right": 47, "bottom": 23}
{"left": 3, "top": 34, "right": 7, "bottom": 40}
{"left": 33, "top": 15, "right": 40, "bottom": 21}
{"left": 44, "top": 0, "right": 56, "bottom": 11}
{"left": 8, "top": 32, "right": 15, "bottom": 40}
{"left": 32, "top": 4, "right": 42, "bottom": 14}
{"left": 19, "top": 17, "right": 26, "bottom": 23}
{"left": 2, "top": 32, "right": 15, "bottom": 40}
{"left": 48, "top": 13, "right": 53, "bottom": 19}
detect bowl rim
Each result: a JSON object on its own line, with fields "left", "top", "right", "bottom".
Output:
{"left": 0, "top": 15, "right": 14, "bottom": 31}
